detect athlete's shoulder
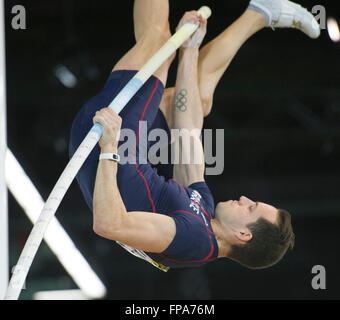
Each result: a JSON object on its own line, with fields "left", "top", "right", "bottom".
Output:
{"left": 155, "top": 178, "right": 190, "bottom": 213}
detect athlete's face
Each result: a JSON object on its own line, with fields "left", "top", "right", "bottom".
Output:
{"left": 215, "top": 196, "right": 278, "bottom": 240}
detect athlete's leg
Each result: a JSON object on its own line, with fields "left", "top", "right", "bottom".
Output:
{"left": 198, "top": 0, "right": 320, "bottom": 116}
{"left": 113, "top": 0, "right": 174, "bottom": 86}
{"left": 161, "top": 0, "right": 320, "bottom": 122}
{"left": 197, "top": 9, "right": 266, "bottom": 116}
{"left": 158, "top": 9, "right": 265, "bottom": 127}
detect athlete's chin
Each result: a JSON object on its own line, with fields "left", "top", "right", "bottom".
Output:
{"left": 215, "top": 201, "right": 231, "bottom": 216}
{"left": 221, "top": 200, "right": 233, "bottom": 208}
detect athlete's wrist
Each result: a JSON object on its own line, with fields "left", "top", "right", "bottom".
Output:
{"left": 180, "top": 47, "right": 199, "bottom": 54}
{"left": 100, "top": 143, "right": 118, "bottom": 154}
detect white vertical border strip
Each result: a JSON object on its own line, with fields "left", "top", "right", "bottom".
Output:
{"left": 0, "top": 0, "right": 8, "bottom": 300}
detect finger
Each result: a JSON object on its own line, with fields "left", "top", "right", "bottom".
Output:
{"left": 93, "top": 111, "right": 103, "bottom": 125}
{"left": 97, "top": 109, "right": 115, "bottom": 126}
{"left": 198, "top": 14, "right": 207, "bottom": 25}
{"left": 93, "top": 116, "right": 103, "bottom": 126}
{"left": 199, "top": 16, "right": 207, "bottom": 30}
{"left": 184, "top": 11, "right": 199, "bottom": 23}
{"left": 103, "top": 107, "right": 115, "bottom": 116}
{"left": 201, "top": 20, "right": 207, "bottom": 31}
{"left": 191, "top": 13, "right": 200, "bottom": 23}
{"left": 92, "top": 114, "right": 103, "bottom": 126}
{"left": 95, "top": 109, "right": 109, "bottom": 120}
{"left": 101, "top": 109, "right": 114, "bottom": 122}
{"left": 177, "top": 12, "right": 195, "bottom": 30}
{"left": 101, "top": 111, "right": 122, "bottom": 129}
{"left": 185, "top": 16, "right": 198, "bottom": 25}
{"left": 103, "top": 108, "right": 121, "bottom": 123}
{"left": 93, "top": 113, "right": 110, "bottom": 127}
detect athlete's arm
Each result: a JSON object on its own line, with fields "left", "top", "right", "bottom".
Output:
{"left": 172, "top": 12, "right": 207, "bottom": 187}
{"left": 92, "top": 108, "right": 176, "bottom": 252}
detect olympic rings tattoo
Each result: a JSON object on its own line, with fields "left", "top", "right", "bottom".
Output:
{"left": 175, "top": 89, "right": 188, "bottom": 112}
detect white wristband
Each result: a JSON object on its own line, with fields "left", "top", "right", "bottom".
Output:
{"left": 99, "top": 153, "right": 120, "bottom": 162}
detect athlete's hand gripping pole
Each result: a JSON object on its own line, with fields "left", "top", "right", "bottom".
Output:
{"left": 5, "top": 6, "right": 212, "bottom": 300}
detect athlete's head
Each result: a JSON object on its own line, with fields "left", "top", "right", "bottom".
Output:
{"left": 215, "top": 196, "right": 295, "bottom": 269}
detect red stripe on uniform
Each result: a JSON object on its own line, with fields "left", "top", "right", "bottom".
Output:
{"left": 132, "top": 78, "right": 160, "bottom": 213}
{"left": 158, "top": 237, "right": 216, "bottom": 264}
{"left": 168, "top": 178, "right": 187, "bottom": 194}
{"left": 191, "top": 200, "right": 211, "bottom": 221}
{"left": 167, "top": 210, "right": 214, "bottom": 235}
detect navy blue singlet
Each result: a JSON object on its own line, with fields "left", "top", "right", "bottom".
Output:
{"left": 69, "top": 70, "right": 219, "bottom": 269}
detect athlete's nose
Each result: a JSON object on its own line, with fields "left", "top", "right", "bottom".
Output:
{"left": 239, "top": 196, "right": 254, "bottom": 205}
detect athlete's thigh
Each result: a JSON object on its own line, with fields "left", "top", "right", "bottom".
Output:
{"left": 69, "top": 70, "right": 164, "bottom": 211}
{"left": 112, "top": 35, "right": 173, "bottom": 87}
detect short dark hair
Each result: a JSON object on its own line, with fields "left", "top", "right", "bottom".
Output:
{"left": 228, "top": 209, "right": 295, "bottom": 270}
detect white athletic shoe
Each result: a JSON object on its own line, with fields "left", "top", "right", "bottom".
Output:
{"left": 249, "top": 0, "right": 321, "bottom": 39}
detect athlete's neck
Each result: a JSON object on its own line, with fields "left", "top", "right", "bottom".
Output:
{"left": 211, "top": 219, "right": 231, "bottom": 258}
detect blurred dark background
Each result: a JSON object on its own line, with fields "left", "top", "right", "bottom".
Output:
{"left": 4, "top": 0, "right": 340, "bottom": 299}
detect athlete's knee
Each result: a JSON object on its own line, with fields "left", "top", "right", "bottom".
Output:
{"left": 134, "top": 0, "right": 170, "bottom": 40}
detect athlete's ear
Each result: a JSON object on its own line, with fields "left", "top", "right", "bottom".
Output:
{"left": 235, "top": 229, "right": 252, "bottom": 243}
